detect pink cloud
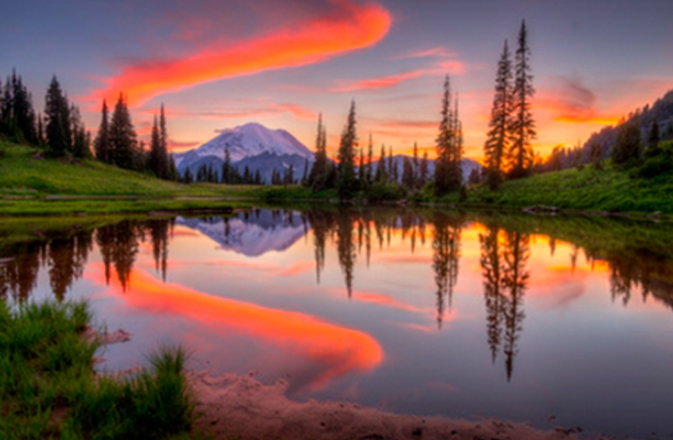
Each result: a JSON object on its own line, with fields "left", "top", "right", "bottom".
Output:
{"left": 87, "top": 0, "right": 392, "bottom": 107}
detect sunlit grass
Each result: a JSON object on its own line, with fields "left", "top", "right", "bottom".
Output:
{"left": 448, "top": 163, "right": 673, "bottom": 215}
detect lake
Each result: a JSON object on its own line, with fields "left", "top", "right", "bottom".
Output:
{"left": 2, "top": 207, "right": 672, "bottom": 438}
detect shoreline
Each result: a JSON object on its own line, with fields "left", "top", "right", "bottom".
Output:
{"left": 1, "top": 194, "right": 672, "bottom": 222}
{"left": 187, "top": 370, "right": 598, "bottom": 440}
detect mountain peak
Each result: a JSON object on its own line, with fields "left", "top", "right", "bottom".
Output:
{"left": 174, "top": 122, "right": 313, "bottom": 164}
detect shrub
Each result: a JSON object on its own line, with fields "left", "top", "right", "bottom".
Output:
{"left": 366, "top": 182, "right": 404, "bottom": 202}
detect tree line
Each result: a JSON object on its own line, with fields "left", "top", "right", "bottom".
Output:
{"left": 303, "top": 76, "right": 460, "bottom": 200}
{"left": 0, "top": 70, "right": 178, "bottom": 180}
{"left": 540, "top": 102, "right": 673, "bottom": 179}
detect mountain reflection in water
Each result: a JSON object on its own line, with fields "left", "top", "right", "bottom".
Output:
{"left": 2, "top": 208, "right": 673, "bottom": 437}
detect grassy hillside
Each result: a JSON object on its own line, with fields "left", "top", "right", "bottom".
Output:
{"left": 455, "top": 164, "right": 673, "bottom": 214}
{"left": 0, "top": 141, "right": 211, "bottom": 196}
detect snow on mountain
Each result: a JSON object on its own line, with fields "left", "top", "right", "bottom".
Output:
{"left": 173, "top": 123, "right": 312, "bottom": 169}
{"left": 176, "top": 210, "right": 308, "bottom": 257}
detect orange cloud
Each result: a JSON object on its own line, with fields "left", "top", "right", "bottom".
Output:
{"left": 88, "top": 0, "right": 392, "bottom": 107}
{"left": 333, "top": 69, "right": 432, "bottom": 92}
{"left": 332, "top": 50, "right": 465, "bottom": 92}
{"left": 88, "top": 266, "right": 383, "bottom": 390}
{"left": 536, "top": 77, "right": 620, "bottom": 126}
{"left": 144, "top": 101, "right": 316, "bottom": 123}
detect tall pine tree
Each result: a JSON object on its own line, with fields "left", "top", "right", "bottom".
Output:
{"left": 44, "top": 76, "right": 71, "bottom": 157}
{"left": 435, "top": 75, "right": 463, "bottom": 195}
{"left": 484, "top": 40, "right": 514, "bottom": 189}
{"left": 94, "top": 100, "right": 110, "bottom": 163}
{"left": 109, "top": 93, "right": 138, "bottom": 170}
{"left": 509, "top": 21, "right": 536, "bottom": 178}
{"left": 307, "top": 113, "right": 329, "bottom": 190}
{"left": 148, "top": 115, "right": 162, "bottom": 176}
{"left": 337, "top": 101, "right": 358, "bottom": 199}
{"left": 70, "top": 104, "right": 90, "bottom": 158}
{"left": 159, "top": 104, "right": 169, "bottom": 178}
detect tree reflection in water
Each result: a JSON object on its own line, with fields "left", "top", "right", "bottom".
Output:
{"left": 3, "top": 209, "right": 673, "bottom": 387}
{"left": 431, "top": 213, "right": 462, "bottom": 329}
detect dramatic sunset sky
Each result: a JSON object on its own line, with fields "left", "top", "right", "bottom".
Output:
{"left": 2, "top": 0, "right": 672, "bottom": 160}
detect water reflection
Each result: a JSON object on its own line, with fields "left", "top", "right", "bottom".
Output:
{"left": 2, "top": 209, "right": 673, "bottom": 386}
{"left": 431, "top": 212, "right": 462, "bottom": 328}
{"left": 177, "top": 210, "right": 306, "bottom": 257}
{"left": 86, "top": 264, "right": 383, "bottom": 391}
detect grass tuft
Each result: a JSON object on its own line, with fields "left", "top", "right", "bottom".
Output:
{"left": 0, "top": 299, "right": 202, "bottom": 440}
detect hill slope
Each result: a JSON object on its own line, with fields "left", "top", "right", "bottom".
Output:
{"left": 0, "top": 142, "right": 201, "bottom": 196}
{"left": 462, "top": 164, "right": 673, "bottom": 214}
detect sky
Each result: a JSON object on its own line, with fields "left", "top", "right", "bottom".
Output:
{"left": 2, "top": 0, "right": 672, "bottom": 161}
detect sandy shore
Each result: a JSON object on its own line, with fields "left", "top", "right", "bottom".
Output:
{"left": 188, "top": 371, "right": 591, "bottom": 440}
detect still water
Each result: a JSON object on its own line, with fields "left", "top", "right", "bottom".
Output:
{"left": 2, "top": 207, "right": 673, "bottom": 438}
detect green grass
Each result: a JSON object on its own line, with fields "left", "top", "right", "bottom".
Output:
{"left": 0, "top": 197, "right": 241, "bottom": 216}
{"left": 0, "top": 300, "right": 200, "bottom": 440}
{"left": 448, "top": 164, "right": 673, "bottom": 215}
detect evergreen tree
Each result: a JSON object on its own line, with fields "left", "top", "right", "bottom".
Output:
{"left": 70, "top": 105, "right": 90, "bottom": 158}
{"left": 645, "top": 119, "right": 661, "bottom": 158}
{"left": 387, "top": 145, "right": 394, "bottom": 181}
{"left": 307, "top": 113, "right": 329, "bottom": 190}
{"left": 468, "top": 167, "right": 481, "bottom": 185}
{"left": 509, "top": 21, "right": 536, "bottom": 178}
{"left": 412, "top": 142, "right": 419, "bottom": 188}
{"left": 2, "top": 71, "right": 38, "bottom": 143}
{"left": 484, "top": 40, "right": 514, "bottom": 189}
{"left": 337, "top": 101, "right": 358, "bottom": 199}
{"left": 109, "top": 93, "right": 138, "bottom": 170}
{"left": 94, "top": 100, "right": 110, "bottom": 163}
{"left": 390, "top": 147, "right": 399, "bottom": 183}
{"left": 222, "top": 147, "right": 232, "bottom": 184}
{"left": 402, "top": 157, "right": 415, "bottom": 189}
{"left": 358, "top": 149, "right": 365, "bottom": 186}
{"left": 0, "top": 75, "right": 13, "bottom": 137}
{"left": 326, "top": 156, "right": 338, "bottom": 188}
{"left": 366, "top": 134, "right": 374, "bottom": 186}
{"left": 168, "top": 155, "right": 178, "bottom": 181}
{"left": 301, "top": 158, "right": 309, "bottom": 185}
{"left": 612, "top": 117, "right": 642, "bottom": 167}
{"left": 44, "top": 76, "right": 71, "bottom": 157}
{"left": 420, "top": 151, "right": 429, "bottom": 186}
{"left": 183, "top": 167, "right": 193, "bottom": 184}
{"left": 36, "top": 113, "right": 46, "bottom": 147}
{"left": 254, "top": 169, "right": 262, "bottom": 185}
{"left": 158, "top": 104, "right": 169, "bottom": 178}
{"left": 375, "top": 144, "right": 387, "bottom": 183}
{"left": 435, "top": 75, "right": 463, "bottom": 195}
{"left": 148, "top": 115, "right": 162, "bottom": 177}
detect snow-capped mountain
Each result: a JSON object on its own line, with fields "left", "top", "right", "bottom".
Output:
{"left": 176, "top": 210, "right": 308, "bottom": 257}
{"left": 173, "top": 122, "right": 312, "bottom": 171}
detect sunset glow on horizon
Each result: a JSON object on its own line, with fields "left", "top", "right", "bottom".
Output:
{"left": 2, "top": 0, "right": 672, "bottom": 160}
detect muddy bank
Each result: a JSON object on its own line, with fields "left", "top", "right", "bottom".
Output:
{"left": 188, "top": 371, "right": 591, "bottom": 440}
